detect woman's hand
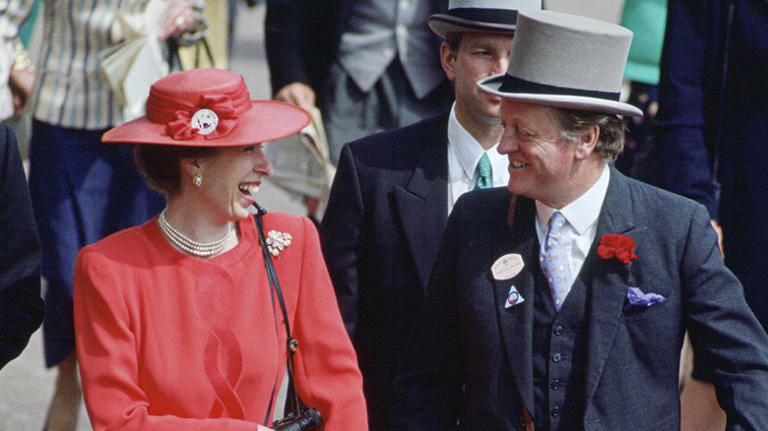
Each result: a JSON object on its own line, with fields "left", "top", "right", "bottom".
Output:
{"left": 9, "top": 65, "right": 34, "bottom": 117}
{"left": 158, "top": 0, "right": 196, "bottom": 41}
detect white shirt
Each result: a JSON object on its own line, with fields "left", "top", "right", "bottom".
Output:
{"left": 446, "top": 104, "right": 509, "bottom": 213}
{"left": 535, "top": 164, "right": 611, "bottom": 281}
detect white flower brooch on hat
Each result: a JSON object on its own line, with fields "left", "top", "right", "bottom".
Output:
{"left": 266, "top": 230, "right": 292, "bottom": 257}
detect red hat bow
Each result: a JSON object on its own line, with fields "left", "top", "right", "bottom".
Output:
{"left": 166, "top": 94, "right": 239, "bottom": 140}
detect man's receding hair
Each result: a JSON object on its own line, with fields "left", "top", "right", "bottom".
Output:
{"left": 550, "top": 108, "right": 627, "bottom": 162}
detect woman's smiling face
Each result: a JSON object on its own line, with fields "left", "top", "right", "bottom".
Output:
{"left": 192, "top": 143, "right": 273, "bottom": 221}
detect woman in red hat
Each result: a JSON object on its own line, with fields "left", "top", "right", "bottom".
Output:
{"left": 72, "top": 68, "right": 367, "bottom": 431}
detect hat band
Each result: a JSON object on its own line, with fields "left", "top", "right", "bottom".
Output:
{"left": 498, "top": 75, "right": 621, "bottom": 101}
{"left": 146, "top": 80, "right": 253, "bottom": 141}
{"left": 447, "top": 8, "right": 519, "bottom": 27}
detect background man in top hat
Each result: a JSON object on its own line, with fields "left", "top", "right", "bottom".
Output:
{"left": 319, "top": 0, "right": 541, "bottom": 429}
{"left": 390, "top": 10, "right": 768, "bottom": 431}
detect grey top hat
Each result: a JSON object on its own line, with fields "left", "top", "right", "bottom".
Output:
{"left": 478, "top": 10, "right": 643, "bottom": 116}
{"left": 428, "top": 0, "right": 542, "bottom": 39}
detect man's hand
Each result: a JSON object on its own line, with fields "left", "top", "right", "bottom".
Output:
{"left": 157, "top": 0, "right": 196, "bottom": 41}
{"left": 275, "top": 82, "right": 316, "bottom": 112}
{"left": 710, "top": 219, "right": 724, "bottom": 258}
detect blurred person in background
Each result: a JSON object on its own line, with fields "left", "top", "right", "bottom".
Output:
{"left": 0, "top": 124, "right": 43, "bottom": 371}
{"left": 656, "top": 0, "right": 767, "bottom": 335}
{"left": 655, "top": 0, "right": 768, "bottom": 429}
{"left": 264, "top": 0, "right": 453, "bottom": 166}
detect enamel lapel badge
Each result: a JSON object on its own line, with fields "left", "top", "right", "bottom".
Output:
{"left": 505, "top": 285, "right": 525, "bottom": 309}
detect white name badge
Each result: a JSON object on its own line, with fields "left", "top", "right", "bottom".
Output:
{"left": 491, "top": 253, "right": 524, "bottom": 280}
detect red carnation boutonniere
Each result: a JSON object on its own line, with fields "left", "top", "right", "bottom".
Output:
{"left": 597, "top": 234, "right": 637, "bottom": 264}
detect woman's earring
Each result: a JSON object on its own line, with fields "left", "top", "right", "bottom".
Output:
{"left": 193, "top": 173, "right": 203, "bottom": 187}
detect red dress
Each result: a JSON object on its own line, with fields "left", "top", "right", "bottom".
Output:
{"left": 74, "top": 213, "right": 367, "bottom": 430}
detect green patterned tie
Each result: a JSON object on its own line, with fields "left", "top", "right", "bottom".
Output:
{"left": 474, "top": 153, "right": 492, "bottom": 189}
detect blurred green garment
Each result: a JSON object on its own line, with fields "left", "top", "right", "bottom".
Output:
{"left": 19, "top": 0, "right": 40, "bottom": 46}
{"left": 621, "top": 0, "right": 667, "bottom": 85}
{"left": 614, "top": 0, "right": 667, "bottom": 177}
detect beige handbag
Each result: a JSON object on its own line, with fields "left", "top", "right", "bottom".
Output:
{"left": 98, "top": 0, "right": 171, "bottom": 120}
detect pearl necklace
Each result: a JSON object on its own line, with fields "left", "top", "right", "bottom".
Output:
{"left": 157, "top": 209, "right": 233, "bottom": 257}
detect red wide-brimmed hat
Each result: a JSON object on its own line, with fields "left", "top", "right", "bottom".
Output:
{"left": 102, "top": 68, "right": 311, "bottom": 146}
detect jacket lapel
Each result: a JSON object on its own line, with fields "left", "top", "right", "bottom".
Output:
{"left": 393, "top": 115, "right": 449, "bottom": 291}
{"left": 493, "top": 196, "right": 537, "bottom": 412}
{"left": 582, "top": 168, "right": 644, "bottom": 401}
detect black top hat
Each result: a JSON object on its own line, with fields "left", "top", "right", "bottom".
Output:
{"left": 428, "top": 0, "right": 543, "bottom": 38}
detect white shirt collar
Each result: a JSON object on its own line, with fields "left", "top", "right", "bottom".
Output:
{"left": 536, "top": 164, "right": 611, "bottom": 234}
{"left": 447, "top": 103, "right": 507, "bottom": 184}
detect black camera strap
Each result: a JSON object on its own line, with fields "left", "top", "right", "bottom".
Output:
{"left": 253, "top": 203, "right": 303, "bottom": 427}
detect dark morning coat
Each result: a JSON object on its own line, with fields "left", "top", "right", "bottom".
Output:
{"left": 319, "top": 113, "right": 449, "bottom": 427}
{"left": 0, "top": 124, "right": 44, "bottom": 369}
{"left": 655, "top": 0, "right": 768, "bottom": 330}
{"left": 390, "top": 167, "right": 768, "bottom": 431}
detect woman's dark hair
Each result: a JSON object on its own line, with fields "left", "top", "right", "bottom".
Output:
{"left": 133, "top": 144, "right": 217, "bottom": 196}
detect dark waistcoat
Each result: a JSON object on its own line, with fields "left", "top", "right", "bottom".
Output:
{"left": 532, "top": 265, "right": 590, "bottom": 431}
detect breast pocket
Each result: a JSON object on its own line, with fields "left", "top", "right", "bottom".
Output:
{"left": 622, "top": 297, "right": 673, "bottom": 322}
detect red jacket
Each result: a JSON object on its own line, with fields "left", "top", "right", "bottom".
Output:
{"left": 74, "top": 213, "right": 367, "bottom": 430}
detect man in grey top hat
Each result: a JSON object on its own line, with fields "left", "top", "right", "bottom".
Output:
{"left": 319, "top": 1, "right": 541, "bottom": 429}
{"left": 390, "top": 9, "right": 768, "bottom": 431}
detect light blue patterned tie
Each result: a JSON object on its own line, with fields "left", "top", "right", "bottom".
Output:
{"left": 540, "top": 211, "right": 573, "bottom": 310}
{"left": 474, "top": 153, "right": 492, "bottom": 189}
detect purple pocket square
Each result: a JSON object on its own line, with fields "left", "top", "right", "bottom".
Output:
{"left": 623, "top": 286, "right": 665, "bottom": 312}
